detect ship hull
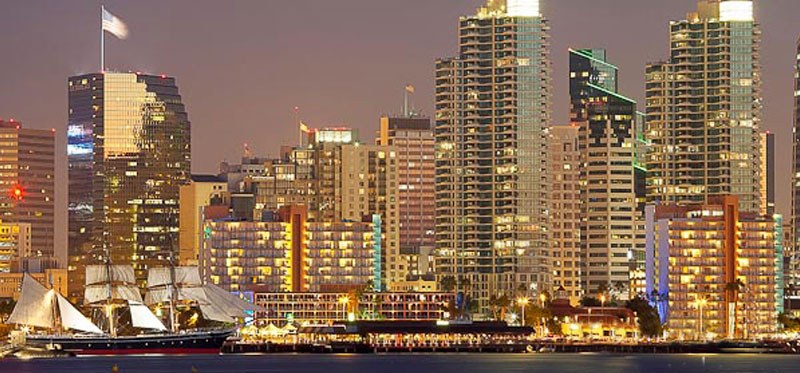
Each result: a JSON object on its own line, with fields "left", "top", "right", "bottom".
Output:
{"left": 24, "top": 329, "right": 234, "bottom": 355}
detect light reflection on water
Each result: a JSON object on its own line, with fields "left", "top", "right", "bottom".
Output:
{"left": 3, "top": 353, "right": 800, "bottom": 373}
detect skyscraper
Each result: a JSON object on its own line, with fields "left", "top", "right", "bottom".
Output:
{"left": 569, "top": 49, "right": 644, "bottom": 300}
{"left": 546, "top": 125, "right": 581, "bottom": 304}
{"left": 791, "top": 36, "right": 800, "bottom": 313}
{"left": 0, "top": 119, "right": 55, "bottom": 261}
{"left": 646, "top": 0, "right": 762, "bottom": 213}
{"left": 434, "top": 0, "right": 551, "bottom": 310}
{"left": 67, "top": 72, "right": 191, "bottom": 300}
{"left": 378, "top": 116, "right": 435, "bottom": 277}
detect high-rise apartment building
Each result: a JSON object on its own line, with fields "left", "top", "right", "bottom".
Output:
{"left": 0, "top": 222, "right": 31, "bottom": 273}
{"left": 569, "top": 49, "right": 644, "bottom": 300}
{"left": 434, "top": 0, "right": 552, "bottom": 310}
{"left": 0, "top": 120, "right": 55, "bottom": 260}
{"left": 378, "top": 116, "right": 435, "bottom": 277}
{"left": 67, "top": 72, "right": 191, "bottom": 300}
{"left": 646, "top": 0, "right": 762, "bottom": 213}
{"left": 547, "top": 126, "right": 581, "bottom": 304}
{"left": 646, "top": 195, "right": 779, "bottom": 340}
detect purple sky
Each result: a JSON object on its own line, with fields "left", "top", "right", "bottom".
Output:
{"left": 1, "top": 0, "right": 799, "bottom": 256}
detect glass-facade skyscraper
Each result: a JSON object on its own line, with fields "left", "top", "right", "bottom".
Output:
{"left": 646, "top": 0, "right": 762, "bottom": 213}
{"left": 67, "top": 72, "right": 191, "bottom": 301}
{"left": 434, "top": 0, "right": 551, "bottom": 311}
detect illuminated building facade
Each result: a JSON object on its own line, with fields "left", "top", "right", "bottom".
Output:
{"left": 0, "top": 222, "right": 31, "bottom": 273}
{"left": 646, "top": 0, "right": 762, "bottom": 213}
{"left": 546, "top": 126, "right": 581, "bottom": 304}
{"left": 569, "top": 48, "right": 645, "bottom": 300}
{"left": 645, "top": 195, "right": 779, "bottom": 340}
{"left": 203, "top": 205, "right": 379, "bottom": 293}
{"left": 67, "top": 72, "right": 191, "bottom": 301}
{"left": 178, "top": 175, "right": 228, "bottom": 265}
{"left": 254, "top": 292, "right": 453, "bottom": 327}
{"left": 0, "top": 268, "right": 67, "bottom": 300}
{"left": 0, "top": 120, "right": 55, "bottom": 261}
{"left": 378, "top": 116, "right": 435, "bottom": 279}
{"left": 434, "top": 0, "right": 552, "bottom": 311}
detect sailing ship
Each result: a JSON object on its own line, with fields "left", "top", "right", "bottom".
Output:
{"left": 5, "top": 264, "right": 261, "bottom": 355}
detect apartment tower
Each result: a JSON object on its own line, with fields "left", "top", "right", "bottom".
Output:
{"left": 435, "top": 0, "right": 552, "bottom": 309}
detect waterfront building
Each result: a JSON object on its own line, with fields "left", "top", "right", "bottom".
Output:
{"left": 549, "top": 299, "right": 638, "bottom": 340}
{"left": 0, "top": 222, "right": 31, "bottom": 273}
{"left": 178, "top": 175, "right": 228, "bottom": 266}
{"left": 254, "top": 292, "right": 453, "bottom": 327}
{"left": 67, "top": 72, "right": 191, "bottom": 301}
{"left": 546, "top": 126, "right": 581, "bottom": 304}
{"left": 569, "top": 48, "right": 645, "bottom": 300}
{"left": 377, "top": 116, "right": 435, "bottom": 279}
{"left": 0, "top": 120, "right": 55, "bottom": 261}
{"left": 434, "top": 0, "right": 552, "bottom": 312}
{"left": 645, "top": 195, "right": 779, "bottom": 340}
{"left": 203, "top": 205, "right": 379, "bottom": 293}
{"left": 646, "top": 0, "right": 762, "bottom": 213}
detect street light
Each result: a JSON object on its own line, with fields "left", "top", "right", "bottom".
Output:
{"left": 338, "top": 296, "right": 350, "bottom": 320}
{"left": 516, "top": 297, "right": 529, "bottom": 326}
{"left": 600, "top": 294, "right": 606, "bottom": 309}
{"left": 539, "top": 293, "right": 547, "bottom": 308}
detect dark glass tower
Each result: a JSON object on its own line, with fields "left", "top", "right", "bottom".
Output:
{"left": 67, "top": 72, "right": 191, "bottom": 301}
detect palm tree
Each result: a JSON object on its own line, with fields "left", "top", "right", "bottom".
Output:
{"left": 440, "top": 276, "right": 457, "bottom": 296}
{"left": 725, "top": 278, "right": 746, "bottom": 338}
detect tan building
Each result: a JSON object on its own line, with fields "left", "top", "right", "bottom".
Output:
{"left": 0, "top": 269, "right": 67, "bottom": 300}
{"left": 646, "top": 195, "right": 779, "bottom": 340}
{"left": 646, "top": 0, "right": 762, "bottom": 213}
{"left": 339, "top": 143, "right": 399, "bottom": 290}
{"left": 547, "top": 126, "right": 581, "bottom": 304}
{"left": 179, "top": 175, "right": 228, "bottom": 265}
{"left": 0, "top": 222, "right": 31, "bottom": 273}
{"left": 378, "top": 116, "right": 435, "bottom": 279}
{"left": 0, "top": 120, "right": 55, "bottom": 261}
{"left": 203, "top": 205, "right": 379, "bottom": 293}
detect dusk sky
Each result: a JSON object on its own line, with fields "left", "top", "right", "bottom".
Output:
{"left": 1, "top": 0, "right": 799, "bottom": 255}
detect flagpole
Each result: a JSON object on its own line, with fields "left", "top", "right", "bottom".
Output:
{"left": 100, "top": 5, "right": 104, "bottom": 72}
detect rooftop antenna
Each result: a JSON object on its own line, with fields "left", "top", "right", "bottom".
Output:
{"left": 403, "top": 85, "right": 415, "bottom": 117}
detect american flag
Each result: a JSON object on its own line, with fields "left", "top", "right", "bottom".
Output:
{"left": 102, "top": 7, "right": 129, "bottom": 40}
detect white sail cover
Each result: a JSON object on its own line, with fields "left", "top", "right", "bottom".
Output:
{"left": 198, "top": 303, "right": 236, "bottom": 323}
{"left": 128, "top": 300, "right": 167, "bottom": 331}
{"left": 84, "top": 284, "right": 143, "bottom": 305}
{"left": 86, "top": 265, "right": 136, "bottom": 285}
{"left": 56, "top": 293, "right": 103, "bottom": 334}
{"left": 6, "top": 274, "right": 55, "bottom": 329}
{"left": 147, "top": 267, "right": 201, "bottom": 288}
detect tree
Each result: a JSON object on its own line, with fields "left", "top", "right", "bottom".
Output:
{"left": 626, "top": 296, "right": 663, "bottom": 337}
{"left": 440, "top": 276, "right": 457, "bottom": 294}
{"left": 725, "top": 278, "right": 746, "bottom": 337}
{"left": 580, "top": 296, "right": 601, "bottom": 307}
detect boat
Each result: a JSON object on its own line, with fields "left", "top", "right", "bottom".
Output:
{"left": 5, "top": 264, "right": 262, "bottom": 355}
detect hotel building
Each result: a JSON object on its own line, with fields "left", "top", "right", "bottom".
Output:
{"left": 645, "top": 195, "right": 779, "bottom": 340}
{"left": 203, "top": 205, "right": 380, "bottom": 293}
{"left": 434, "top": 0, "right": 552, "bottom": 311}
{"left": 0, "top": 120, "right": 55, "bottom": 261}
{"left": 67, "top": 72, "right": 191, "bottom": 300}
{"left": 646, "top": 0, "right": 762, "bottom": 213}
